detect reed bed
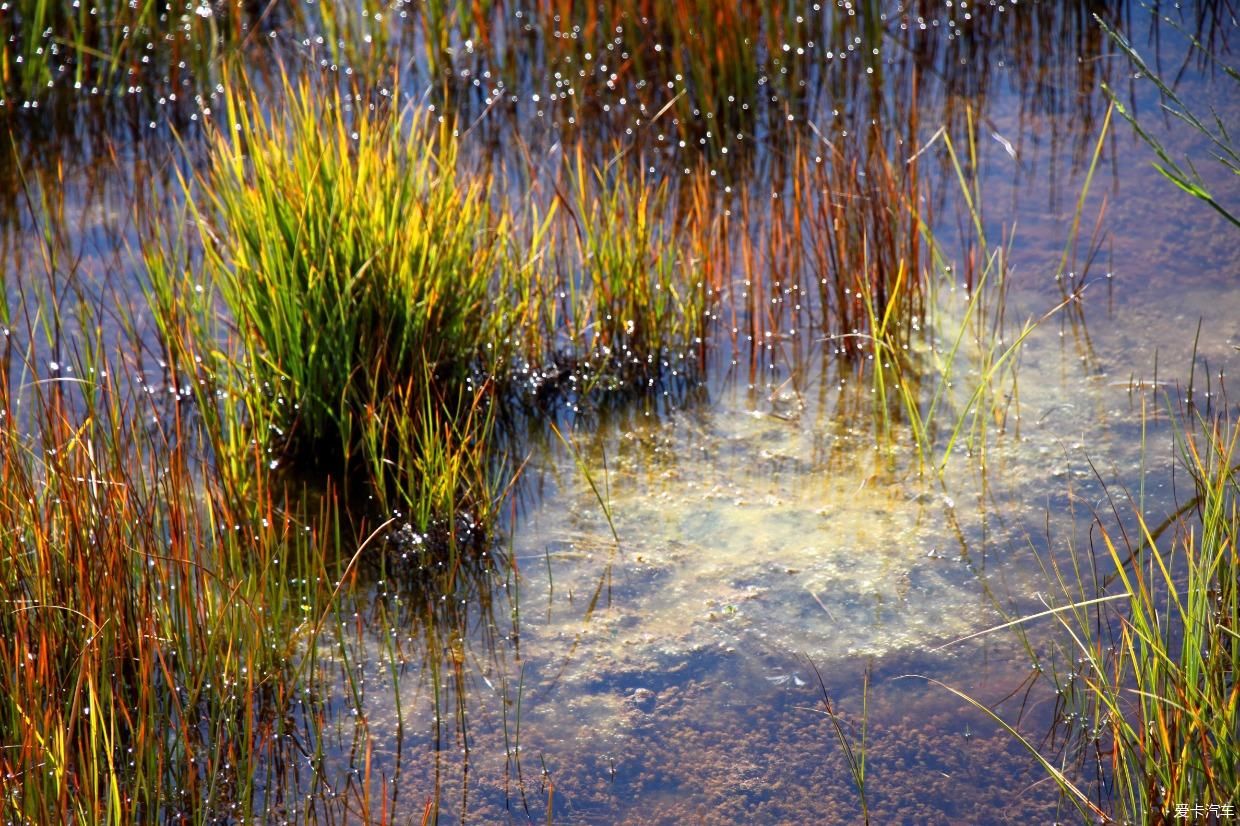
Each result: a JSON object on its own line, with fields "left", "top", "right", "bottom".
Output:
{"left": 0, "top": 284, "right": 350, "bottom": 823}
{"left": 1, "top": 0, "right": 253, "bottom": 102}
{"left": 526, "top": 0, "right": 778, "bottom": 150}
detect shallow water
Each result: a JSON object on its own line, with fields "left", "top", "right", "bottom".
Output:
{"left": 301, "top": 9, "right": 1238, "bottom": 820}
{"left": 4, "top": 1, "right": 1239, "bottom": 823}
{"left": 308, "top": 337, "right": 1211, "bottom": 822}
{"left": 297, "top": 207, "right": 1236, "bottom": 821}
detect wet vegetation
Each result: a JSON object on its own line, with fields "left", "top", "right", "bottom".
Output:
{"left": 1050, "top": 397, "right": 1239, "bottom": 819}
{"left": 0, "top": 279, "right": 347, "bottom": 820}
{"left": 1, "top": 0, "right": 1237, "bottom": 823}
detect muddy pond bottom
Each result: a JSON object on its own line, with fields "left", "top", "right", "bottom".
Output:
{"left": 304, "top": 365, "right": 1111, "bottom": 823}
{"left": 516, "top": 399, "right": 1008, "bottom": 665}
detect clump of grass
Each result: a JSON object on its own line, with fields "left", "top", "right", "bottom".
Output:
{"left": 177, "top": 73, "right": 506, "bottom": 526}
{"left": 149, "top": 71, "right": 721, "bottom": 544}
{"left": 1035, "top": 394, "right": 1240, "bottom": 820}
{"left": 491, "top": 145, "right": 712, "bottom": 409}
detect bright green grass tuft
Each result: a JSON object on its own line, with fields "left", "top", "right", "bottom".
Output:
{"left": 183, "top": 74, "right": 507, "bottom": 527}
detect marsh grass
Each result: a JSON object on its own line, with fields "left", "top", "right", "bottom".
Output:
{"left": 145, "top": 69, "right": 718, "bottom": 548}
{"left": 857, "top": 105, "right": 1112, "bottom": 476}
{"left": 4, "top": 2, "right": 1237, "bottom": 824}
{"left": 809, "top": 659, "right": 871, "bottom": 825}
{"left": 888, "top": 40, "right": 1238, "bottom": 814}
{"left": 602, "top": 0, "right": 770, "bottom": 148}
{"left": 422, "top": 0, "right": 825, "bottom": 160}
{"left": 809, "top": 125, "right": 924, "bottom": 356}
{"left": 718, "top": 120, "right": 926, "bottom": 380}
{"left": 2, "top": 0, "right": 416, "bottom": 106}
{"left": 514, "top": 0, "right": 767, "bottom": 151}
{"left": 927, "top": 390, "right": 1240, "bottom": 822}
{"left": 1032, "top": 394, "right": 1240, "bottom": 820}
{"left": 719, "top": 112, "right": 1007, "bottom": 470}
{"left": 0, "top": 281, "right": 353, "bottom": 823}
{"left": 1, "top": 0, "right": 254, "bottom": 102}
{"left": 566, "top": 146, "right": 706, "bottom": 370}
